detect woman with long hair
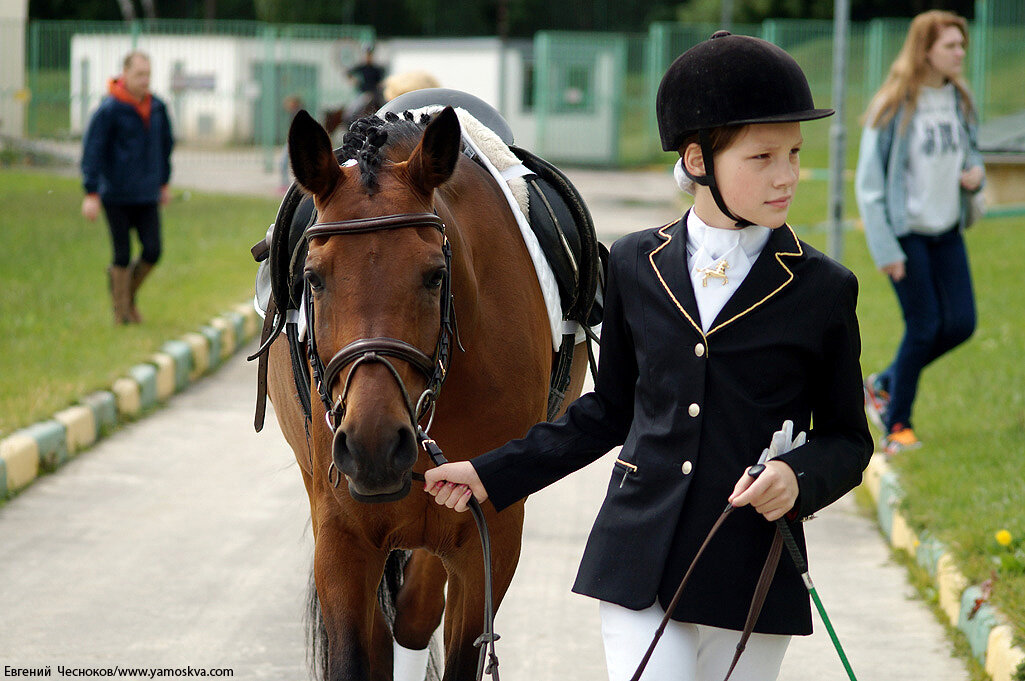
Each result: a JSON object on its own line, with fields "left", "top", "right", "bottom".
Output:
{"left": 855, "top": 10, "right": 985, "bottom": 455}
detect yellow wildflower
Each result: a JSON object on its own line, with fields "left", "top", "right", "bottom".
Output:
{"left": 995, "top": 529, "right": 1013, "bottom": 547}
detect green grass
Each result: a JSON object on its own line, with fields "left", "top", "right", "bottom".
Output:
{"left": 0, "top": 169, "right": 281, "bottom": 436}
{"left": 794, "top": 206, "right": 1025, "bottom": 650}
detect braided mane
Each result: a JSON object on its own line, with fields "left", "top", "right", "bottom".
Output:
{"left": 336, "top": 110, "right": 441, "bottom": 194}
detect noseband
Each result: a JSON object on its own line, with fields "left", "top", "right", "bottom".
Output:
{"left": 303, "top": 212, "right": 456, "bottom": 437}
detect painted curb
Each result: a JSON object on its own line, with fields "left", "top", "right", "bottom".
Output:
{"left": 233, "top": 303, "right": 260, "bottom": 340}
{"left": 960, "top": 585, "right": 1002, "bottom": 662}
{"left": 53, "top": 405, "right": 96, "bottom": 455}
{"left": 128, "top": 363, "right": 158, "bottom": 411}
{"left": 112, "top": 377, "right": 141, "bottom": 417}
{"left": 21, "top": 420, "right": 68, "bottom": 471}
{"left": 199, "top": 325, "right": 223, "bottom": 369}
{"left": 208, "top": 317, "right": 236, "bottom": 359}
{"left": 81, "top": 391, "right": 118, "bottom": 435}
{"left": 161, "top": 339, "right": 194, "bottom": 391}
{"left": 1, "top": 301, "right": 259, "bottom": 502}
{"left": 862, "top": 454, "right": 1025, "bottom": 681}
{"left": 986, "top": 625, "right": 1025, "bottom": 681}
{"left": 151, "top": 352, "right": 177, "bottom": 401}
{"left": 182, "top": 332, "right": 211, "bottom": 381}
{"left": 0, "top": 434, "right": 39, "bottom": 495}
{"left": 937, "top": 553, "right": 969, "bottom": 625}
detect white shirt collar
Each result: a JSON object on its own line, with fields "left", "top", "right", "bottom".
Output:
{"left": 685, "top": 209, "right": 772, "bottom": 262}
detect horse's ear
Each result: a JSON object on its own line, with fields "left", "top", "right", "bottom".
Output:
{"left": 406, "top": 106, "right": 461, "bottom": 194}
{"left": 288, "top": 109, "right": 343, "bottom": 198}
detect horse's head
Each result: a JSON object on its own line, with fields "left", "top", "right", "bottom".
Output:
{"left": 288, "top": 106, "right": 462, "bottom": 503}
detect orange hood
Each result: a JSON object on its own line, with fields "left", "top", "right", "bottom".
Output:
{"left": 109, "top": 77, "right": 152, "bottom": 127}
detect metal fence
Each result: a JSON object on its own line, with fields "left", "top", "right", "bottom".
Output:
{"left": 10, "top": 0, "right": 1025, "bottom": 168}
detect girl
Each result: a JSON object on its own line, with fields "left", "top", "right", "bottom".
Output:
{"left": 855, "top": 10, "right": 984, "bottom": 455}
{"left": 427, "top": 32, "right": 872, "bottom": 681}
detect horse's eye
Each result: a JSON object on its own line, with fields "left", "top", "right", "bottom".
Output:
{"left": 425, "top": 267, "right": 446, "bottom": 290}
{"left": 304, "top": 269, "right": 325, "bottom": 292}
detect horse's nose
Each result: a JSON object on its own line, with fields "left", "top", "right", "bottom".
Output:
{"left": 333, "top": 423, "right": 418, "bottom": 489}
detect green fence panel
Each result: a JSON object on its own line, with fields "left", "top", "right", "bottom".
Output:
{"left": 533, "top": 31, "right": 629, "bottom": 166}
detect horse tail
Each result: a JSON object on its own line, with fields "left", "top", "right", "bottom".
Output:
{"left": 305, "top": 567, "right": 329, "bottom": 680}
{"left": 377, "top": 549, "right": 410, "bottom": 620}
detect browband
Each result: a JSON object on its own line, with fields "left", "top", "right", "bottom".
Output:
{"left": 306, "top": 212, "right": 445, "bottom": 239}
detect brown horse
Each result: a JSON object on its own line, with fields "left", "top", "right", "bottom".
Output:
{"left": 266, "top": 107, "right": 588, "bottom": 681}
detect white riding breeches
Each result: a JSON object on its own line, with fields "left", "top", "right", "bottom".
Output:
{"left": 599, "top": 601, "right": 791, "bottom": 681}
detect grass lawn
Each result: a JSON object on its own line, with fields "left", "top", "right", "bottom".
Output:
{"left": 793, "top": 189, "right": 1025, "bottom": 652}
{"left": 0, "top": 169, "right": 281, "bottom": 436}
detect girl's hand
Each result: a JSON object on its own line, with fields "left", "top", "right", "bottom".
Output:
{"left": 881, "top": 260, "right": 906, "bottom": 282}
{"left": 960, "top": 166, "right": 984, "bottom": 191}
{"left": 728, "top": 461, "right": 799, "bottom": 522}
{"left": 424, "top": 462, "right": 488, "bottom": 513}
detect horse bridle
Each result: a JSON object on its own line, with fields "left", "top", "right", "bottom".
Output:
{"left": 303, "top": 210, "right": 501, "bottom": 681}
{"left": 303, "top": 211, "right": 456, "bottom": 439}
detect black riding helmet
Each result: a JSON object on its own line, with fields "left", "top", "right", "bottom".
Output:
{"left": 656, "top": 31, "right": 833, "bottom": 226}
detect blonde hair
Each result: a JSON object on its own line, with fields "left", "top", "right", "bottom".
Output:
{"left": 383, "top": 71, "right": 441, "bottom": 102}
{"left": 865, "top": 10, "right": 975, "bottom": 131}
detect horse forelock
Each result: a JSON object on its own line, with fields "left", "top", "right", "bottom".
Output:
{"left": 336, "top": 110, "right": 463, "bottom": 196}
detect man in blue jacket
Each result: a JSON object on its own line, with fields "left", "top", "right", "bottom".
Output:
{"left": 81, "top": 51, "right": 174, "bottom": 324}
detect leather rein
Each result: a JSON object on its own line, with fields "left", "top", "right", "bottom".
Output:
{"left": 631, "top": 463, "right": 785, "bottom": 681}
{"left": 304, "top": 210, "right": 501, "bottom": 681}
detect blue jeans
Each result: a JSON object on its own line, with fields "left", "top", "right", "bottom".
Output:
{"left": 878, "top": 227, "right": 975, "bottom": 430}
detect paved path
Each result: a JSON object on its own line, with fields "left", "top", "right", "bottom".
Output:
{"left": 1, "top": 145, "right": 970, "bottom": 679}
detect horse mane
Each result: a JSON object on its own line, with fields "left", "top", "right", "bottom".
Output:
{"left": 338, "top": 110, "right": 459, "bottom": 194}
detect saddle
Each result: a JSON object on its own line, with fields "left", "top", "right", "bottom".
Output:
{"left": 250, "top": 105, "right": 606, "bottom": 430}
{"left": 511, "top": 145, "right": 608, "bottom": 330}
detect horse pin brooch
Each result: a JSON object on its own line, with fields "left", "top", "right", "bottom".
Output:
{"left": 697, "top": 259, "right": 730, "bottom": 287}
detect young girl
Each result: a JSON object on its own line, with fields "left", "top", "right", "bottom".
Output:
{"left": 855, "top": 10, "right": 984, "bottom": 455}
{"left": 427, "top": 32, "right": 872, "bottom": 681}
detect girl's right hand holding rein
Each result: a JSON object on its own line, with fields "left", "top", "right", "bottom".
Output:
{"left": 424, "top": 462, "right": 488, "bottom": 512}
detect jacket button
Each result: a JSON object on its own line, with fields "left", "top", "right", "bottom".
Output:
{"left": 688, "top": 403, "right": 700, "bottom": 417}
{"left": 695, "top": 343, "right": 705, "bottom": 357}
{"left": 681, "top": 460, "right": 693, "bottom": 475}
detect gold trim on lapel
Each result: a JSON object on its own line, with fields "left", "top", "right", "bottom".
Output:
{"left": 648, "top": 220, "right": 706, "bottom": 341}
{"left": 706, "top": 224, "right": 804, "bottom": 336}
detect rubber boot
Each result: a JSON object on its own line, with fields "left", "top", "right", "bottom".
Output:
{"left": 128, "top": 260, "right": 155, "bottom": 323}
{"left": 108, "top": 265, "right": 134, "bottom": 325}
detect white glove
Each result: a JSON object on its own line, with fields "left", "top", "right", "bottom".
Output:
{"left": 757, "top": 419, "right": 807, "bottom": 464}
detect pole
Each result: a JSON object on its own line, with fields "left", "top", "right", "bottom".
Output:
{"left": 720, "top": 0, "right": 734, "bottom": 32}
{"left": 827, "top": 0, "right": 850, "bottom": 261}
{"left": 497, "top": 0, "right": 509, "bottom": 119}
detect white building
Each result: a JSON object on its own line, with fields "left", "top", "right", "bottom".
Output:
{"left": 69, "top": 32, "right": 622, "bottom": 164}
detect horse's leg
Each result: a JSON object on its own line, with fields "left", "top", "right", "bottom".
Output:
{"left": 441, "top": 505, "right": 524, "bottom": 681}
{"left": 314, "top": 519, "right": 391, "bottom": 681}
{"left": 392, "top": 549, "right": 447, "bottom": 681}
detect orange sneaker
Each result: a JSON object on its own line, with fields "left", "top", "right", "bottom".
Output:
{"left": 863, "top": 373, "right": 890, "bottom": 433}
{"left": 884, "top": 424, "right": 922, "bottom": 456}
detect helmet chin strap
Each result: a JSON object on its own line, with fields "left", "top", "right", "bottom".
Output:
{"left": 681, "top": 129, "right": 754, "bottom": 228}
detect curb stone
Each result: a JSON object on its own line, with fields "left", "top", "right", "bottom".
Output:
{"left": 862, "top": 454, "right": 1025, "bottom": 681}
{"left": 0, "top": 304, "right": 260, "bottom": 501}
